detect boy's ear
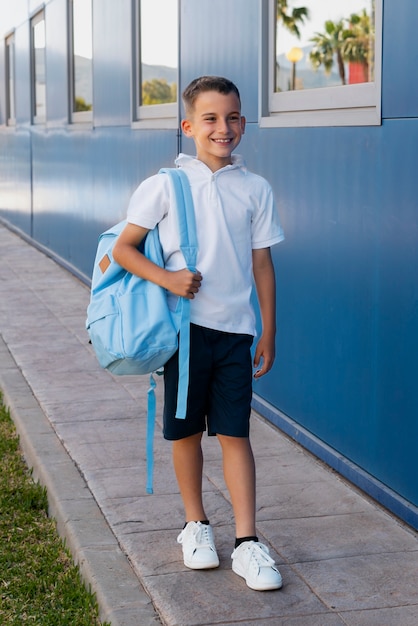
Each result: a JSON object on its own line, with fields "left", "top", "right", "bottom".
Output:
{"left": 241, "top": 116, "right": 246, "bottom": 134}
{"left": 181, "top": 118, "right": 193, "bottom": 137}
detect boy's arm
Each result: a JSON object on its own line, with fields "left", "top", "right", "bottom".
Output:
{"left": 112, "top": 223, "right": 202, "bottom": 299}
{"left": 252, "top": 247, "right": 276, "bottom": 378}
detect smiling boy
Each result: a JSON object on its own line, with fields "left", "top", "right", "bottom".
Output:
{"left": 113, "top": 76, "right": 284, "bottom": 590}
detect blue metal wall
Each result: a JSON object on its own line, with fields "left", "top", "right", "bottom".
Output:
{"left": 1, "top": 0, "right": 418, "bottom": 526}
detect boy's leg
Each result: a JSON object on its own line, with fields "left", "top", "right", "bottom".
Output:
{"left": 164, "top": 327, "right": 210, "bottom": 522}
{"left": 164, "top": 326, "right": 220, "bottom": 569}
{"left": 219, "top": 433, "right": 283, "bottom": 591}
{"left": 173, "top": 432, "right": 220, "bottom": 570}
{"left": 217, "top": 434, "right": 256, "bottom": 538}
{"left": 207, "top": 330, "right": 256, "bottom": 538}
{"left": 172, "top": 432, "right": 207, "bottom": 522}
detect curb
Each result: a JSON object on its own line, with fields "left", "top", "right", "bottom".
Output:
{"left": 0, "top": 335, "right": 162, "bottom": 626}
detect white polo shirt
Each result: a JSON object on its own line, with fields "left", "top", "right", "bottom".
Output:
{"left": 126, "top": 153, "right": 284, "bottom": 336}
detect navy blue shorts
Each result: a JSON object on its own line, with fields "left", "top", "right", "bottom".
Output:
{"left": 163, "top": 324, "right": 254, "bottom": 440}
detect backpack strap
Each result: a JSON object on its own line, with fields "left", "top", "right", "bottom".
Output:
{"left": 146, "top": 373, "right": 157, "bottom": 493}
{"left": 145, "top": 167, "right": 197, "bottom": 494}
{"left": 162, "top": 168, "right": 197, "bottom": 419}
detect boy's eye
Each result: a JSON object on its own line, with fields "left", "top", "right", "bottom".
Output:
{"left": 203, "top": 115, "right": 240, "bottom": 122}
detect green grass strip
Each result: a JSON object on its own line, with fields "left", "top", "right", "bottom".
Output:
{"left": 0, "top": 393, "right": 110, "bottom": 625}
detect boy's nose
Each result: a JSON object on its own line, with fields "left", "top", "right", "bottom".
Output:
{"left": 217, "top": 118, "right": 230, "bottom": 133}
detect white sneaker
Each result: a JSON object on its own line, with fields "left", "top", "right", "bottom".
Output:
{"left": 177, "top": 522, "right": 220, "bottom": 570}
{"left": 231, "top": 541, "right": 283, "bottom": 591}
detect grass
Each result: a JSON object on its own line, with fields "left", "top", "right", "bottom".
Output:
{"left": 0, "top": 393, "right": 110, "bottom": 625}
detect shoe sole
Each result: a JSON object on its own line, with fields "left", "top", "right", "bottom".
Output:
{"left": 184, "top": 557, "right": 220, "bottom": 570}
{"left": 232, "top": 562, "right": 283, "bottom": 591}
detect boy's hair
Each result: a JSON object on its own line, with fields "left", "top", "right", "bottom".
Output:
{"left": 182, "top": 76, "right": 241, "bottom": 115}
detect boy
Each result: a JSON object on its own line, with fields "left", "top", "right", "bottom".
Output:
{"left": 113, "top": 76, "right": 284, "bottom": 591}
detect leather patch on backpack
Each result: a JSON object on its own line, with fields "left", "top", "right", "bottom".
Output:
{"left": 99, "top": 254, "right": 111, "bottom": 274}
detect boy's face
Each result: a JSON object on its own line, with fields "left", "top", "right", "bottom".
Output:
{"left": 181, "top": 90, "right": 246, "bottom": 172}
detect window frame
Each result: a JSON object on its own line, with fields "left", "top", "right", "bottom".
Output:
{"left": 30, "top": 10, "right": 46, "bottom": 125}
{"left": 5, "top": 32, "right": 16, "bottom": 126}
{"left": 260, "top": 0, "right": 383, "bottom": 128}
{"left": 131, "top": 0, "right": 179, "bottom": 129}
{"left": 68, "top": 0, "right": 93, "bottom": 124}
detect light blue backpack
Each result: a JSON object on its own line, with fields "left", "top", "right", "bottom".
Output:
{"left": 86, "top": 168, "right": 197, "bottom": 492}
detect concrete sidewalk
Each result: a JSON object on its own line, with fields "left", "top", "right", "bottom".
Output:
{"left": 1, "top": 222, "right": 418, "bottom": 626}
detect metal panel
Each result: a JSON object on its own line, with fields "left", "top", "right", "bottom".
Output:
{"left": 245, "top": 118, "right": 418, "bottom": 507}
{"left": 382, "top": 0, "right": 418, "bottom": 118}
{"left": 30, "top": 126, "right": 178, "bottom": 277}
{"left": 29, "top": 1, "right": 46, "bottom": 16}
{"left": 246, "top": 121, "right": 381, "bottom": 447}
{"left": 180, "top": 0, "right": 259, "bottom": 123}
{"left": 92, "top": 0, "right": 132, "bottom": 127}
{"left": 0, "top": 0, "right": 28, "bottom": 35}
{"left": 0, "top": 130, "right": 32, "bottom": 234}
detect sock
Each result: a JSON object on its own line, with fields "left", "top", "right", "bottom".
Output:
{"left": 235, "top": 535, "right": 258, "bottom": 549}
{"left": 183, "top": 520, "right": 209, "bottom": 529}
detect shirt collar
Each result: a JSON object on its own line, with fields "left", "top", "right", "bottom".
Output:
{"left": 175, "top": 153, "right": 247, "bottom": 174}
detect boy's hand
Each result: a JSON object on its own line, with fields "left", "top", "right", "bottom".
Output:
{"left": 253, "top": 335, "right": 275, "bottom": 378}
{"left": 166, "top": 268, "right": 202, "bottom": 299}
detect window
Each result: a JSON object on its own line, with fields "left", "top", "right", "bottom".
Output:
{"left": 31, "top": 11, "right": 46, "bottom": 123}
{"left": 70, "top": 0, "right": 93, "bottom": 122}
{"left": 133, "top": 0, "right": 178, "bottom": 127}
{"left": 5, "top": 33, "right": 15, "bottom": 125}
{"left": 261, "top": 0, "right": 382, "bottom": 127}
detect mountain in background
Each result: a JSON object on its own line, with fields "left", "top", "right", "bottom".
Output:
{"left": 44, "top": 53, "right": 345, "bottom": 102}
{"left": 141, "top": 63, "right": 177, "bottom": 85}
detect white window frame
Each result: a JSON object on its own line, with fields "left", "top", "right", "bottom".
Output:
{"left": 5, "top": 32, "right": 16, "bottom": 126}
{"left": 30, "top": 10, "right": 46, "bottom": 125}
{"left": 69, "top": 0, "right": 93, "bottom": 124}
{"left": 131, "top": 0, "right": 179, "bottom": 129}
{"left": 260, "top": 0, "right": 382, "bottom": 128}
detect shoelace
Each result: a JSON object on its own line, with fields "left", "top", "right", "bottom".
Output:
{"left": 178, "top": 523, "right": 213, "bottom": 548}
{"left": 192, "top": 524, "right": 213, "bottom": 548}
{"left": 246, "top": 542, "right": 276, "bottom": 568}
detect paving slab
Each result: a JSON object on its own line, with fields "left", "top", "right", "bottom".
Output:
{"left": 1, "top": 222, "right": 418, "bottom": 626}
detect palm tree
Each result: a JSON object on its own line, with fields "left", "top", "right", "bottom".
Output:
{"left": 275, "top": 1, "right": 309, "bottom": 92}
{"left": 276, "top": 0, "right": 309, "bottom": 38}
{"left": 343, "top": 10, "right": 374, "bottom": 82}
{"left": 309, "top": 19, "right": 352, "bottom": 85}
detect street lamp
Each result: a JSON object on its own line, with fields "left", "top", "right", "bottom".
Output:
{"left": 286, "top": 46, "right": 304, "bottom": 90}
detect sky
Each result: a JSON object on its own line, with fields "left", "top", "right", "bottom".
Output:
{"left": 140, "top": 0, "right": 178, "bottom": 67}
{"left": 73, "top": 0, "right": 92, "bottom": 58}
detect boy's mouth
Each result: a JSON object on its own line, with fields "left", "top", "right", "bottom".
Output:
{"left": 213, "top": 138, "right": 232, "bottom": 144}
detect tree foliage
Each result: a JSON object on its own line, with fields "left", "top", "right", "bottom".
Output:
{"left": 142, "top": 78, "right": 176, "bottom": 105}
{"left": 276, "top": 0, "right": 309, "bottom": 38}
{"left": 74, "top": 96, "right": 92, "bottom": 112}
{"left": 309, "top": 10, "right": 374, "bottom": 85}
{"left": 310, "top": 19, "right": 351, "bottom": 85}
{"left": 343, "top": 10, "right": 373, "bottom": 82}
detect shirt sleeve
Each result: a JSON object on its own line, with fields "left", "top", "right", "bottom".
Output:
{"left": 251, "top": 180, "right": 285, "bottom": 249}
{"left": 126, "top": 173, "right": 171, "bottom": 230}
